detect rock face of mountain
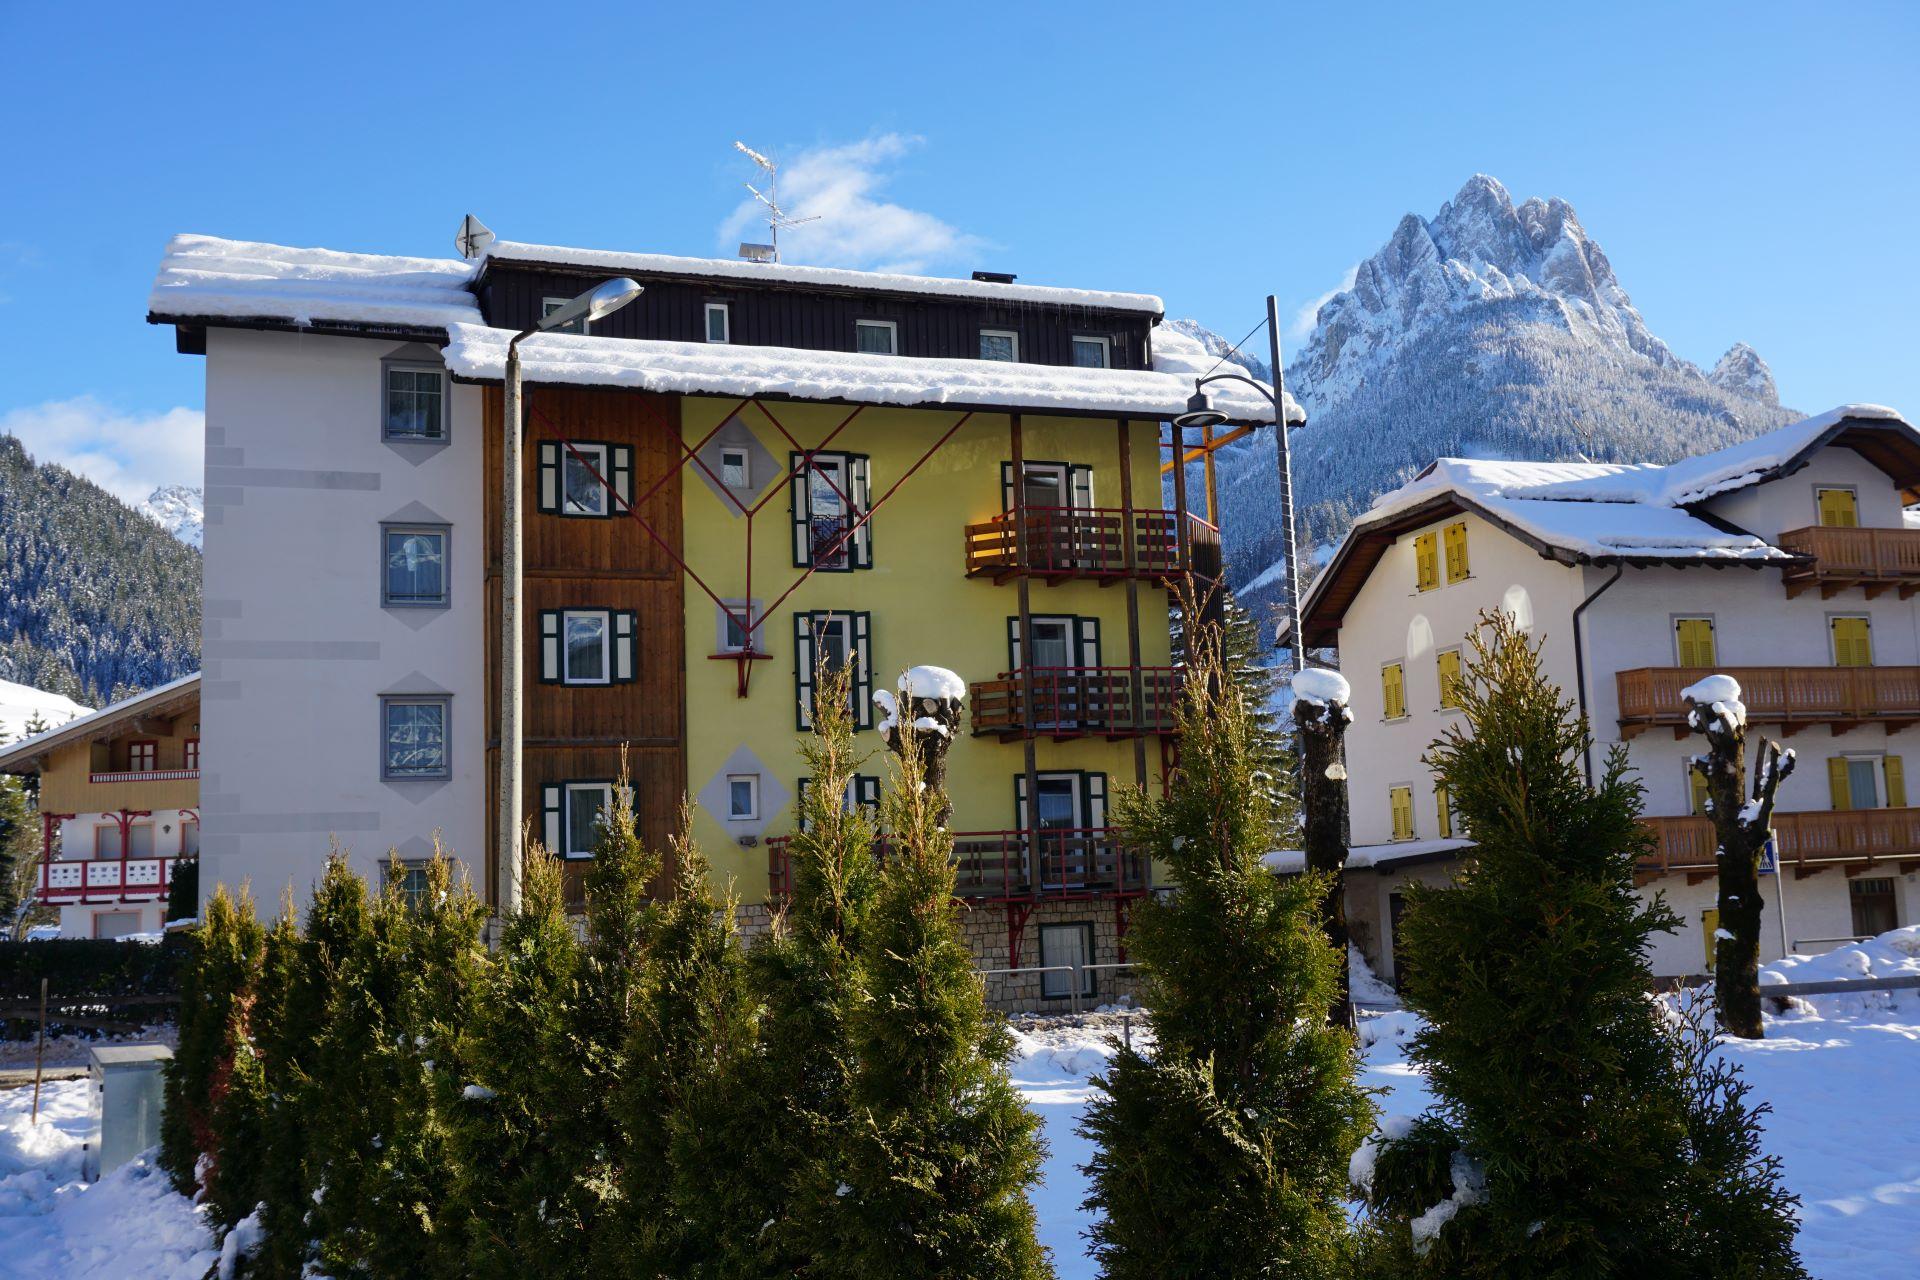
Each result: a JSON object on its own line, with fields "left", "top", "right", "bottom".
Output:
{"left": 1191, "top": 175, "right": 1800, "bottom": 615}
{"left": 0, "top": 435, "right": 200, "bottom": 704}
{"left": 141, "top": 484, "right": 205, "bottom": 548}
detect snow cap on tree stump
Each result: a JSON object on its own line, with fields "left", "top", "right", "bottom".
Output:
{"left": 873, "top": 665, "right": 966, "bottom": 740}
{"left": 1681, "top": 673, "right": 1747, "bottom": 735}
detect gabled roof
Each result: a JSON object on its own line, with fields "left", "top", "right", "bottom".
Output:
{"left": 148, "top": 236, "right": 480, "bottom": 336}
{"left": 0, "top": 673, "right": 199, "bottom": 775}
{"left": 1297, "top": 407, "right": 1915, "bottom": 647}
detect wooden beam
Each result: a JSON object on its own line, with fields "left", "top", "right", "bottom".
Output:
{"left": 1157, "top": 421, "right": 1256, "bottom": 475}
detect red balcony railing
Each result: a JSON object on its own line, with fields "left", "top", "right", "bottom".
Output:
{"left": 969, "top": 666, "right": 1180, "bottom": 739}
{"left": 1640, "top": 809, "right": 1920, "bottom": 877}
{"left": 963, "top": 507, "right": 1220, "bottom": 583}
{"left": 767, "top": 827, "right": 1149, "bottom": 902}
{"left": 37, "top": 856, "right": 177, "bottom": 904}
{"left": 1779, "top": 526, "right": 1920, "bottom": 599}
{"left": 1616, "top": 666, "right": 1920, "bottom": 737}
{"left": 87, "top": 768, "right": 200, "bottom": 785}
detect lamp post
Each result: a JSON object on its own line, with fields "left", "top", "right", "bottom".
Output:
{"left": 1172, "top": 294, "right": 1303, "bottom": 673}
{"left": 498, "top": 277, "right": 643, "bottom": 919}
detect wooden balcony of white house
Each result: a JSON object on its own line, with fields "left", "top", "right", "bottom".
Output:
{"left": 963, "top": 507, "right": 1221, "bottom": 585}
{"left": 1779, "top": 526, "right": 1920, "bottom": 599}
{"left": 1638, "top": 810, "right": 1920, "bottom": 884}
{"left": 767, "top": 827, "right": 1150, "bottom": 903}
{"left": 1616, "top": 666, "right": 1920, "bottom": 738}
{"left": 969, "top": 667, "right": 1179, "bottom": 740}
{"left": 37, "top": 855, "right": 179, "bottom": 905}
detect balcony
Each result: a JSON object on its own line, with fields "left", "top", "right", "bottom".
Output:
{"left": 38, "top": 856, "right": 177, "bottom": 905}
{"left": 963, "top": 507, "right": 1221, "bottom": 585}
{"left": 1616, "top": 666, "right": 1920, "bottom": 738}
{"left": 767, "top": 828, "right": 1149, "bottom": 903}
{"left": 969, "top": 667, "right": 1179, "bottom": 740}
{"left": 1779, "top": 526, "right": 1920, "bottom": 599}
{"left": 1640, "top": 809, "right": 1920, "bottom": 881}
{"left": 88, "top": 768, "right": 200, "bottom": 785}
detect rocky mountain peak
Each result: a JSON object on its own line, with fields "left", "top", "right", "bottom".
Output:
{"left": 1708, "top": 343, "right": 1779, "bottom": 406}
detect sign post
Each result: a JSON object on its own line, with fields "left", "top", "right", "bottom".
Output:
{"left": 1758, "top": 832, "right": 1790, "bottom": 959}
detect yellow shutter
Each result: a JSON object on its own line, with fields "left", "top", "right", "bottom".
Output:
{"left": 1887, "top": 756, "right": 1907, "bottom": 808}
{"left": 1702, "top": 907, "right": 1720, "bottom": 971}
{"left": 1828, "top": 755, "right": 1853, "bottom": 810}
{"left": 1437, "top": 649, "right": 1463, "bottom": 709}
{"left": 1414, "top": 532, "right": 1439, "bottom": 591}
{"left": 1435, "top": 782, "right": 1453, "bottom": 838}
{"left": 1390, "top": 786, "right": 1414, "bottom": 840}
{"left": 1689, "top": 767, "right": 1711, "bottom": 817}
{"left": 1817, "top": 488, "right": 1859, "bottom": 528}
{"left": 1831, "top": 616, "right": 1873, "bottom": 667}
{"left": 1382, "top": 663, "right": 1406, "bottom": 719}
{"left": 1674, "top": 618, "right": 1716, "bottom": 668}
{"left": 1443, "top": 521, "right": 1470, "bottom": 582}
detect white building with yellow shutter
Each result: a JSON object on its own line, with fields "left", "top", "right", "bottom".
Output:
{"left": 1294, "top": 406, "right": 1920, "bottom": 985}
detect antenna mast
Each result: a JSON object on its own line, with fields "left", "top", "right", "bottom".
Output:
{"left": 734, "top": 140, "right": 818, "bottom": 263}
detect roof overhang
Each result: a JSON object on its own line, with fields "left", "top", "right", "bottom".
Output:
{"left": 0, "top": 674, "right": 200, "bottom": 776}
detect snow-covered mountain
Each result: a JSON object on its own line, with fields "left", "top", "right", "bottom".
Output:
{"left": 0, "top": 677, "right": 89, "bottom": 743}
{"left": 141, "top": 484, "right": 204, "bottom": 548}
{"left": 1186, "top": 174, "right": 1799, "bottom": 616}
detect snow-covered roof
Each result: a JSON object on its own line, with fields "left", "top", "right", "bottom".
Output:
{"left": 0, "top": 680, "right": 90, "bottom": 745}
{"left": 148, "top": 235, "right": 481, "bottom": 331}
{"left": 1263, "top": 836, "right": 1474, "bottom": 875}
{"left": 444, "top": 323, "right": 1290, "bottom": 423}
{"left": 480, "top": 240, "right": 1165, "bottom": 314}
{"left": 0, "top": 672, "right": 199, "bottom": 774}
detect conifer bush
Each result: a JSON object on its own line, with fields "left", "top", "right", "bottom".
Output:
{"left": 247, "top": 894, "right": 312, "bottom": 1279}
{"left": 1079, "top": 626, "right": 1372, "bottom": 1280}
{"left": 160, "top": 883, "right": 264, "bottom": 1203}
{"left": 1361, "top": 610, "right": 1804, "bottom": 1276}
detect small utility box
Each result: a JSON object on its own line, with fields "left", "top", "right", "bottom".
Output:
{"left": 83, "top": 1044, "right": 172, "bottom": 1182}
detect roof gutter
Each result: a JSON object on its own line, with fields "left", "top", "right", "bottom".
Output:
{"left": 1573, "top": 561, "right": 1626, "bottom": 787}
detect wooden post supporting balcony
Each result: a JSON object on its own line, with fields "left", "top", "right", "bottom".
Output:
{"left": 1779, "top": 526, "right": 1920, "bottom": 599}
{"left": 1617, "top": 666, "right": 1920, "bottom": 738}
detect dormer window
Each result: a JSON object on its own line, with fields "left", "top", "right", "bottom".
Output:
{"left": 855, "top": 319, "right": 898, "bottom": 355}
{"left": 705, "top": 302, "right": 731, "bottom": 343}
{"left": 1071, "top": 335, "right": 1111, "bottom": 369}
{"left": 980, "top": 329, "right": 1019, "bottom": 362}
{"left": 542, "top": 296, "right": 588, "bottom": 335}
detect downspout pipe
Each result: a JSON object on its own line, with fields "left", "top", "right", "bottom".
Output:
{"left": 1573, "top": 561, "right": 1626, "bottom": 788}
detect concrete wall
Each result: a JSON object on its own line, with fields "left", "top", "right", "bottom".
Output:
{"left": 199, "top": 328, "right": 487, "bottom": 910}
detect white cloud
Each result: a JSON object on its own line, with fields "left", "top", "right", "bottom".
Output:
{"left": 720, "top": 134, "right": 988, "bottom": 274}
{"left": 1289, "top": 262, "right": 1361, "bottom": 340}
{"left": 1, "top": 396, "right": 202, "bottom": 504}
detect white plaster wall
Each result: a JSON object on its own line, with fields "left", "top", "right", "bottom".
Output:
{"left": 199, "top": 329, "right": 486, "bottom": 910}
{"left": 1703, "top": 448, "right": 1907, "bottom": 543}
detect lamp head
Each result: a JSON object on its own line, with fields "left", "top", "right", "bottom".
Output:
{"left": 537, "top": 277, "right": 644, "bottom": 333}
{"left": 1172, "top": 385, "right": 1230, "bottom": 430}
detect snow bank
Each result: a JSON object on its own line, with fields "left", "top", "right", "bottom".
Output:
{"left": 1761, "top": 925, "right": 1920, "bottom": 1017}
{"left": 1291, "top": 666, "right": 1351, "bottom": 707}
{"left": 149, "top": 234, "right": 480, "bottom": 330}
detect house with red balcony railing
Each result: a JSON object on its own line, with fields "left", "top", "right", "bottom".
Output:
{"left": 0, "top": 673, "right": 199, "bottom": 939}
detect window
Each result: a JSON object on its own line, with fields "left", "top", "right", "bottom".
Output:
{"left": 1016, "top": 771, "right": 1109, "bottom": 841}
{"left": 181, "top": 819, "right": 200, "bottom": 856}
{"left": 1070, "top": 335, "right": 1110, "bottom": 368}
{"left": 1437, "top": 649, "right": 1463, "bottom": 710}
{"left": 790, "top": 451, "right": 872, "bottom": 570}
{"left": 1001, "top": 460, "right": 1094, "bottom": 514}
{"left": 705, "top": 302, "right": 731, "bottom": 343}
{"left": 128, "top": 741, "right": 157, "bottom": 773}
{"left": 382, "top": 525, "right": 449, "bottom": 607}
{"left": 539, "top": 609, "right": 637, "bottom": 685}
{"left": 537, "top": 441, "right": 633, "bottom": 518}
{"left": 1413, "top": 531, "right": 1439, "bottom": 592}
{"left": 1851, "top": 877, "right": 1899, "bottom": 937}
{"left": 383, "top": 364, "right": 446, "bottom": 441}
{"left": 726, "top": 774, "right": 760, "bottom": 822}
{"left": 979, "top": 329, "right": 1019, "bottom": 362}
{"left": 795, "top": 611, "right": 873, "bottom": 729}
{"left": 1675, "top": 617, "right": 1717, "bottom": 668}
{"left": 1435, "top": 781, "right": 1454, "bottom": 839}
{"left": 184, "top": 738, "right": 200, "bottom": 771}
{"left": 1831, "top": 616, "right": 1873, "bottom": 667}
{"left": 95, "top": 824, "right": 155, "bottom": 859}
{"left": 717, "top": 600, "right": 763, "bottom": 654}
{"left": 93, "top": 911, "right": 142, "bottom": 940}
{"left": 1701, "top": 906, "right": 1720, "bottom": 971}
{"left": 544, "top": 781, "right": 615, "bottom": 860}
{"left": 796, "top": 774, "right": 882, "bottom": 830}
{"left": 1443, "top": 521, "right": 1470, "bottom": 582}
{"left": 720, "top": 446, "right": 750, "bottom": 489}
{"left": 541, "top": 296, "right": 587, "bottom": 335}
{"left": 1381, "top": 662, "right": 1407, "bottom": 720}
{"left": 1827, "top": 754, "right": 1905, "bottom": 810}
{"left": 1389, "top": 785, "right": 1415, "bottom": 841}
{"left": 1689, "top": 765, "right": 1711, "bottom": 817}
{"left": 1817, "top": 487, "right": 1859, "bottom": 528}
{"left": 1039, "top": 922, "right": 1096, "bottom": 999}
{"left": 382, "top": 696, "right": 450, "bottom": 780}
{"left": 386, "top": 861, "right": 431, "bottom": 910}
{"left": 854, "top": 319, "right": 897, "bottom": 355}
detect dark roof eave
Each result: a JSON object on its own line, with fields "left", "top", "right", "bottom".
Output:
{"left": 147, "top": 312, "right": 450, "bottom": 346}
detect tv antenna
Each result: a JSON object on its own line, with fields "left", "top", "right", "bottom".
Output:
{"left": 734, "top": 140, "right": 818, "bottom": 263}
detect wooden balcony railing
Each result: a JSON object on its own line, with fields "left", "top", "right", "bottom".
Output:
{"left": 1616, "top": 666, "right": 1920, "bottom": 738}
{"left": 969, "top": 666, "right": 1179, "bottom": 739}
{"left": 767, "top": 827, "right": 1150, "bottom": 902}
{"left": 1640, "top": 809, "right": 1920, "bottom": 878}
{"left": 37, "top": 855, "right": 177, "bottom": 904}
{"left": 1779, "top": 526, "right": 1920, "bottom": 599}
{"left": 963, "top": 506, "right": 1221, "bottom": 584}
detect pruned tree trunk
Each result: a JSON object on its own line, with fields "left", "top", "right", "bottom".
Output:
{"left": 875, "top": 670, "right": 965, "bottom": 829}
{"left": 1297, "top": 694, "right": 1354, "bottom": 1029}
{"left": 1686, "top": 681, "right": 1796, "bottom": 1040}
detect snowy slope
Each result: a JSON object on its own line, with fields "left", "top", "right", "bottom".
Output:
{"left": 140, "top": 485, "right": 203, "bottom": 548}
{"left": 0, "top": 678, "right": 88, "bottom": 743}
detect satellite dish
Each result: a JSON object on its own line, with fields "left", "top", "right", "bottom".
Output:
{"left": 456, "top": 214, "right": 495, "bottom": 260}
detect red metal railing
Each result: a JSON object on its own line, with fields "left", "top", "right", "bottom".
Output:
{"left": 767, "top": 827, "right": 1149, "bottom": 902}
{"left": 1616, "top": 666, "right": 1920, "bottom": 736}
{"left": 37, "top": 856, "right": 176, "bottom": 904}
{"left": 1640, "top": 808, "right": 1920, "bottom": 876}
{"left": 970, "top": 667, "right": 1179, "bottom": 738}
{"left": 963, "top": 507, "right": 1220, "bottom": 580}
{"left": 1779, "top": 526, "right": 1920, "bottom": 596}
{"left": 87, "top": 769, "right": 199, "bottom": 785}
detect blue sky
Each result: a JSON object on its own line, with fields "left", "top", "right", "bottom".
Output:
{"left": 2, "top": 1, "right": 1914, "bottom": 500}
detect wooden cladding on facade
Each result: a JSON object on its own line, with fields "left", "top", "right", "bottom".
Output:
{"left": 483, "top": 385, "right": 686, "bottom": 904}
{"left": 476, "top": 263, "right": 1155, "bottom": 371}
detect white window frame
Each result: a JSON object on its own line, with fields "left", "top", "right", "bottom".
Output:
{"left": 716, "top": 599, "right": 763, "bottom": 654}
{"left": 542, "top": 296, "right": 589, "bottom": 335}
{"left": 720, "top": 445, "right": 751, "bottom": 489}
{"left": 979, "top": 329, "right": 1019, "bottom": 362}
{"left": 562, "top": 443, "right": 611, "bottom": 517}
{"left": 855, "top": 319, "right": 898, "bottom": 355}
{"left": 561, "top": 609, "right": 613, "bottom": 686}
{"left": 726, "top": 774, "right": 761, "bottom": 822}
{"left": 705, "top": 301, "right": 731, "bottom": 343}
{"left": 1070, "top": 335, "right": 1111, "bottom": 369}
{"left": 564, "top": 781, "right": 614, "bottom": 858}
{"left": 380, "top": 695, "right": 451, "bottom": 781}
{"left": 382, "top": 361, "right": 448, "bottom": 442}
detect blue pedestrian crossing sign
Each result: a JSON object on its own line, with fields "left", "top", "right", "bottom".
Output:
{"left": 1758, "top": 834, "right": 1779, "bottom": 876}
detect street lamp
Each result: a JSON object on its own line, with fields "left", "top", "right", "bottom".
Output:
{"left": 498, "top": 277, "right": 642, "bottom": 919}
{"left": 1172, "top": 294, "right": 1304, "bottom": 674}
